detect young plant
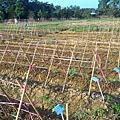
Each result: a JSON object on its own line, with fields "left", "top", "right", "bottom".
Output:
{"left": 89, "top": 109, "right": 97, "bottom": 116}
{"left": 76, "top": 111, "right": 86, "bottom": 120}
{"left": 51, "top": 70, "right": 57, "bottom": 74}
{"left": 83, "top": 63, "right": 88, "bottom": 67}
{"left": 108, "top": 59, "right": 112, "bottom": 64}
{"left": 106, "top": 95, "right": 112, "bottom": 102}
{"left": 12, "top": 112, "right": 17, "bottom": 117}
{"left": 96, "top": 65, "right": 99, "bottom": 68}
{"left": 108, "top": 78, "right": 116, "bottom": 83}
{"left": 40, "top": 94, "right": 55, "bottom": 110}
{"left": 68, "top": 68, "right": 77, "bottom": 76}
{"left": 97, "top": 108, "right": 105, "bottom": 116}
{"left": 111, "top": 103, "right": 120, "bottom": 116}
{"left": 85, "top": 74, "right": 90, "bottom": 79}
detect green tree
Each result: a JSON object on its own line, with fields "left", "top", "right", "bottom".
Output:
{"left": 97, "top": 0, "right": 120, "bottom": 17}
{"left": 0, "top": 11, "right": 4, "bottom": 20}
{"left": 15, "top": 1, "right": 25, "bottom": 19}
{"left": 28, "top": 10, "right": 35, "bottom": 19}
{"left": 74, "top": 6, "right": 81, "bottom": 19}
{"left": 37, "top": 10, "right": 42, "bottom": 19}
{"left": 5, "top": 4, "right": 16, "bottom": 18}
{"left": 98, "top": 0, "right": 110, "bottom": 9}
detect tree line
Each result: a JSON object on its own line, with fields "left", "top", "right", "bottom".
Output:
{"left": 0, "top": 0, "right": 120, "bottom": 21}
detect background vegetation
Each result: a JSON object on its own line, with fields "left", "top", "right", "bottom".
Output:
{"left": 0, "top": 0, "right": 120, "bottom": 20}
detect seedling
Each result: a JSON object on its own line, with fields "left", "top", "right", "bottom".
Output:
{"left": 76, "top": 111, "right": 86, "bottom": 120}
{"left": 95, "top": 65, "right": 99, "bottom": 68}
{"left": 42, "top": 95, "right": 49, "bottom": 101}
{"left": 12, "top": 112, "right": 17, "bottom": 117}
{"left": 68, "top": 68, "right": 77, "bottom": 76}
{"left": 51, "top": 70, "right": 57, "bottom": 74}
{"left": 89, "top": 109, "right": 97, "bottom": 116}
{"left": 108, "top": 59, "right": 112, "bottom": 64}
{"left": 85, "top": 74, "right": 90, "bottom": 79}
{"left": 108, "top": 78, "right": 116, "bottom": 83}
{"left": 83, "top": 63, "right": 88, "bottom": 67}
{"left": 97, "top": 108, "right": 105, "bottom": 116}
{"left": 106, "top": 95, "right": 112, "bottom": 102}
{"left": 111, "top": 104, "right": 120, "bottom": 116}
{"left": 95, "top": 65, "right": 99, "bottom": 69}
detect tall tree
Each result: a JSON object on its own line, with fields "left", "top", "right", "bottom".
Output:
{"left": 0, "top": 10, "right": 4, "bottom": 20}
{"left": 15, "top": 1, "right": 25, "bottom": 19}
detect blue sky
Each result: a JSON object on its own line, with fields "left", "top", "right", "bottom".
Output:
{"left": 40, "top": 0, "right": 99, "bottom": 8}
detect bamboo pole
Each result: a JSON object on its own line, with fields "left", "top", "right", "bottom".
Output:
{"left": 15, "top": 41, "right": 41, "bottom": 120}
{"left": 88, "top": 43, "right": 97, "bottom": 96}
{"left": 10, "top": 44, "right": 21, "bottom": 78}
{"left": 79, "top": 42, "right": 88, "bottom": 78}
{"left": 62, "top": 42, "right": 77, "bottom": 93}
{"left": 105, "top": 39, "right": 112, "bottom": 69}
{"left": 44, "top": 41, "right": 58, "bottom": 86}
{"left": 66, "top": 103, "right": 69, "bottom": 120}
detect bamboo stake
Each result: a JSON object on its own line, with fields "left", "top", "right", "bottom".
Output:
{"left": 79, "top": 42, "right": 88, "bottom": 78}
{"left": 88, "top": 43, "right": 97, "bottom": 96}
{"left": 15, "top": 79, "right": 43, "bottom": 119}
{"left": 62, "top": 42, "right": 77, "bottom": 93}
{"left": 44, "top": 41, "right": 58, "bottom": 86}
{"left": 15, "top": 41, "right": 41, "bottom": 120}
{"left": 10, "top": 44, "right": 21, "bottom": 78}
{"left": 66, "top": 103, "right": 69, "bottom": 120}
{"left": 105, "top": 39, "right": 112, "bottom": 69}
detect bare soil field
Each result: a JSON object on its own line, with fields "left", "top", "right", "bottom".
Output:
{"left": 0, "top": 20, "right": 120, "bottom": 120}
